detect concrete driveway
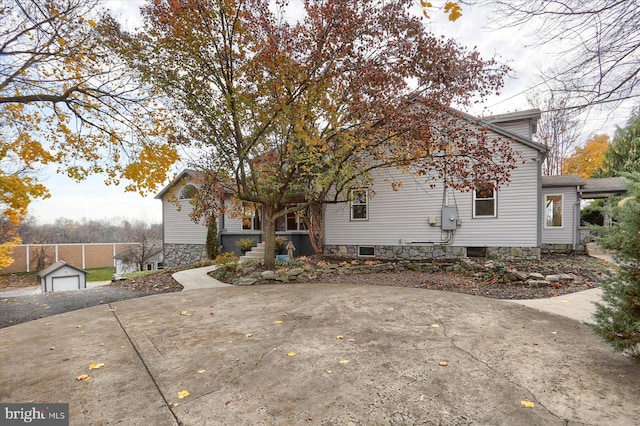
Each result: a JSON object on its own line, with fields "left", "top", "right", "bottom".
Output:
{"left": 1, "top": 284, "right": 639, "bottom": 425}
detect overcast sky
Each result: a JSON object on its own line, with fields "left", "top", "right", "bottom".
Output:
{"left": 27, "top": 0, "right": 636, "bottom": 225}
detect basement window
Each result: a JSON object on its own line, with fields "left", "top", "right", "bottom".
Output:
{"left": 466, "top": 247, "right": 487, "bottom": 258}
{"left": 358, "top": 246, "right": 375, "bottom": 257}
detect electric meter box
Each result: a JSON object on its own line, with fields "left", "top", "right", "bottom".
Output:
{"left": 441, "top": 207, "right": 458, "bottom": 230}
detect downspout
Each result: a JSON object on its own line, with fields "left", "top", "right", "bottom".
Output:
{"left": 536, "top": 153, "right": 543, "bottom": 251}
{"left": 573, "top": 185, "right": 581, "bottom": 252}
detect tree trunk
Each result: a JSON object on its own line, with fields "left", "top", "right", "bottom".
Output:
{"left": 302, "top": 204, "right": 324, "bottom": 255}
{"left": 263, "top": 205, "right": 277, "bottom": 270}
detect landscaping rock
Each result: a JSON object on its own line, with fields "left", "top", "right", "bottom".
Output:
{"left": 285, "top": 268, "right": 305, "bottom": 277}
{"left": 559, "top": 273, "right": 578, "bottom": 282}
{"left": 234, "top": 277, "right": 259, "bottom": 286}
{"left": 528, "top": 272, "right": 545, "bottom": 280}
{"left": 545, "top": 274, "right": 561, "bottom": 282}
{"left": 509, "top": 270, "right": 529, "bottom": 282}
{"left": 261, "top": 271, "right": 276, "bottom": 279}
{"left": 526, "top": 279, "right": 549, "bottom": 288}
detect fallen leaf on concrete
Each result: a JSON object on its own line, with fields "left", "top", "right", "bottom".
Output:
{"left": 75, "top": 374, "right": 90, "bottom": 381}
{"left": 326, "top": 370, "right": 333, "bottom": 374}
{"left": 336, "top": 335, "right": 344, "bottom": 339}
{"left": 180, "top": 311, "right": 190, "bottom": 316}
{"left": 246, "top": 333, "right": 253, "bottom": 337}
{"left": 348, "top": 338, "right": 355, "bottom": 342}
{"left": 287, "top": 352, "right": 296, "bottom": 357}
{"left": 76, "top": 325, "right": 82, "bottom": 328}
{"left": 49, "top": 347, "right": 55, "bottom": 351}
{"left": 197, "top": 369, "right": 206, "bottom": 374}
{"left": 520, "top": 400, "right": 535, "bottom": 408}
{"left": 274, "top": 320, "right": 283, "bottom": 325}
{"left": 339, "top": 360, "right": 350, "bottom": 364}
{"left": 431, "top": 324, "right": 440, "bottom": 328}
{"left": 88, "top": 363, "right": 105, "bottom": 370}
{"left": 438, "top": 361, "right": 448, "bottom": 367}
{"left": 178, "top": 390, "right": 190, "bottom": 399}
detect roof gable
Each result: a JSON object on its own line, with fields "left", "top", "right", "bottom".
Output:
{"left": 154, "top": 169, "right": 198, "bottom": 200}
{"left": 38, "top": 261, "right": 86, "bottom": 277}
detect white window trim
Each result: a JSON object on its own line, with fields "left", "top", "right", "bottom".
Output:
{"left": 544, "top": 194, "right": 564, "bottom": 229}
{"left": 350, "top": 188, "right": 369, "bottom": 221}
{"left": 472, "top": 187, "right": 497, "bottom": 218}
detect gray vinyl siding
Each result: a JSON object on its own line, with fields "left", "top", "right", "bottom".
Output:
{"left": 324, "top": 143, "right": 541, "bottom": 248}
{"left": 493, "top": 121, "right": 531, "bottom": 139}
{"left": 162, "top": 185, "right": 207, "bottom": 245}
{"left": 541, "top": 187, "right": 578, "bottom": 245}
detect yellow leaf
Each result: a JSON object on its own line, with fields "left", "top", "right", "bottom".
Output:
{"left": 339, "top": 360, "right": 350, "bottom": 364}
{"left": 178, "top": 390, "right": 190, "bottom": 399}
{"left": 431, "top": 324, "right": 440, "bottom": 328}
{"left": 274, "top": 320, "right": 283, "bottom": 325}
{"left": 180, "top": 311, "right": 190, "bottom": 316}
{"left": 88, "top": 363, "right": 105, "bottom": 370}
{"left": 76, "top": 374, "right": 90, "bottom": 381}
{"left": 197, "top": 369, "right": 206, "bottom": 374}
{"left": 246, "top": 333, "right": 253, "bottom": 337}
{"left": 287, "top": 352, "right": 296, "bottom": 357}
{"left": 520, "top": 400, "right": 535, "bottom": 408}
{"left": 336, "top": 335, "right": 344, "bottom": 340}
{"left": 439, "top": 361, "right": 449, "bottom": 367}
{"left": 58, "top": 38, "right": 66, "bottom": 47}
{"left": 88, "top": 19, "right": 97, "bottom": 28}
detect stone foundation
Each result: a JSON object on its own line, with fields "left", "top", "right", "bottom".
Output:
{"left": 541, "top": 243, "right": 586, "bottom": 254}
{"left": 324, "top": 245, "right": 541, "bottom": 260}
{"left": 164, "top": 243, "right": 207, "bottom": 268}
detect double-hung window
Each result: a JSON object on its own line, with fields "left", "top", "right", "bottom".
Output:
{"left": 286, "top": 204, "right": 307, "bottom": 231}
{"left": 473, "top": 185, "right": 496, "bottom": 218}
{"left": 242, "top": 204, "right": 262, "bottom": 230}
{"left": 545, "top": 194, "right": 563, "bottom": 227}
{"left": 350, "top": 189, "right": 368, "bottom": 220}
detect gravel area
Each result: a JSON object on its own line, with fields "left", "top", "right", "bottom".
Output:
{"left": 0, "top": 287, "right": 151, "bottom": 328}
{"left": 0, "top": 271, "right": 183, "bottom": 329}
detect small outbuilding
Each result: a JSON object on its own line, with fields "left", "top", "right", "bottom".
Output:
{"left": 38, "top": 261, "right": 87, "bottom": 293}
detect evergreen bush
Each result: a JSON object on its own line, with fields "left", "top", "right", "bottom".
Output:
{"left": 591, "top": 172, "right": 640, "bottom": 363}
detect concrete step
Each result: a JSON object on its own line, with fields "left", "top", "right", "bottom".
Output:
{"left": 239, "top": 241, "right": 266, "bottom": 263}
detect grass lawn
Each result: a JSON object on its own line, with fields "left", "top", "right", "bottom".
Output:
{"left": 85, "top": 267, "right": 115, "bottom": 282}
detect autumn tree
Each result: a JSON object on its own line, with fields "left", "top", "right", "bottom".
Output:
{"left": 104, "top": 0, "right": 516, "bottom": 269}
{"left": 562, "top": 134, "right": 609, "bottom": 179}
{"left": 528, "top": 92, "right": 580, "bottom": 176}
{"left": 596, "top": 109, "right": 640, "bottom": 177}
{"left": 478, "top": 0, "right": 640, "bottom": 110}
{"left": 1, "top": 0, "right": 180, "bottom": 230}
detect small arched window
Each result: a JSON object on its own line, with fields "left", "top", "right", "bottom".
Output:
{"left": 179, "top": 184, "right": 198, "bottom": 200}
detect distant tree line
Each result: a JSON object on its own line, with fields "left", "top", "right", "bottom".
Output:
{"left": 14, "top": 216, "right": 161, "bottom": 244}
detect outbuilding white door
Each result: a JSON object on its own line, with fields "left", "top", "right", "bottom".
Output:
{"left": 52, "top": 275, "right": 80, "bottom": 291}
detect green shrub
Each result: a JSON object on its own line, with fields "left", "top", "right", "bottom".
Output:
{"left": 235, "top": 238, "right": 255, "bottom": 251}
{"left": 213, "top": 252, "right": 239, "bottom": 272}
{"left": 275, "top": 259, "right": 305, "bottom": 268}
{"left": 591, "top": 173, "right": 640, "bottom": 363}
{"left": 206, "top": 217, "right": 220, "bottom": 260}
{"left": 275, "top": 236, "right": 288, "bottom": 251}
